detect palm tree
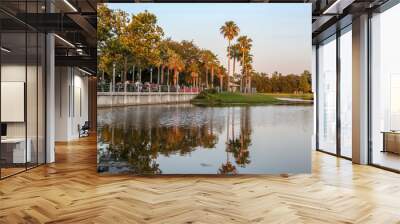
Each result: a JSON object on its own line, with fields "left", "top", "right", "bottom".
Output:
{"left": 217, "top": 65, "right": 226, "bottom": 91}
{"left": 209, "top": 56, "right": 219, "bottom": 89}
{"left": 167, "top": 52, "right": 185, "bottom": 86}
{"left": 201, "top": 50, "right": 213, "bottom": 88}
{"left": 243, "top": 56, "right": 253, "bottom": 92}
{"left": 237, "top": 36, "right": 253, "bottom": 93}
{"left": 229, "top": 43, "right": 241, "bottom": 76}
{"left": 220, "top": 21, "right": 240, "bottom": 79}
{"left": 189, "top": 62, "right": 199, "bottom": 88}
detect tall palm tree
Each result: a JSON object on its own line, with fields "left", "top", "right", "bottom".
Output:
{"left": 220, "top": 21, "right": 240, "bottom": 80}
{"left": 167, "top": 52, "right": 185, "bottom": 86}
{"left": 229, "top": 43, "right": 241, "bottom": 76}
{"left": 242, "top": 56, "right": 253, "bottom": 92}
{"left": 209, "top": 56, "right": 219, "bottom": 89}
{"left": 189, "top": 62, "right": 199, "bottom": 88}
{"left": 217, "top": 65, "right": 226, "bottom": 91}
{"left": 201, "top": 50, "right": 213, "bottom": 88}
{"left": 237, "top": 36, "right": 253, "bottom": 93}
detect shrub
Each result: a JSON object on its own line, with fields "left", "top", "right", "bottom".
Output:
{"left": 196, "top": 89, "right": 217, "bottom": 99}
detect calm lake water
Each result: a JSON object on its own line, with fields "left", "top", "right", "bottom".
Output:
{"left": 97, "top": 104, "right": 313, "bottom": 175}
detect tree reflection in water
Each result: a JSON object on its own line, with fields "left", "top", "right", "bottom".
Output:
{"left": 219, "top": 107, "right": 252, "bottom": 174}
{"left": 98, "top": 106, "right": 252, "bottom": 174}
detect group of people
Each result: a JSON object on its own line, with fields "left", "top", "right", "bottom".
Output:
{"left": 121, "top": 80, "right": 157, "bottom": 92}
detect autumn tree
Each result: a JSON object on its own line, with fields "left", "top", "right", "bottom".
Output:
{"left": 124, "top": 10, "right": 164, "bottom": 83}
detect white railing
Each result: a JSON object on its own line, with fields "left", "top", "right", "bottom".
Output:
{"left": 97, "top": 82, "right": 202, "bottom": 94}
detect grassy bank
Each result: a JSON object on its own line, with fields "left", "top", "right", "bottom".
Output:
{"left": 191, "top": 91, "right": 313, "bottom": 106}
{"left": 263, "top": 93, "right": 313, "bottom": 100}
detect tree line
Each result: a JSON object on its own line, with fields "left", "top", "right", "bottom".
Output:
{"left": 252, "top": 71, "right": 312, "bottom": 93}
{"left": 97, "top": 4, "right": 234, "bottom": 90}
{"left": 98, "top": 4, "right": 311, "bottom": 93}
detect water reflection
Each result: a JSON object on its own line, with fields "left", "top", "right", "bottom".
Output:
{"left": 97, "top": 104, "right": 312, "bottom": 174}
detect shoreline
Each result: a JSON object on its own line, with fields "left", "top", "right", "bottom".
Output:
{"left": 190, "top": 92, "right": 313, "bottom": 106}
{"left": 191, "top": 100, "right": 313, "bottom": 107}
{"left": 97, "top": 92, "right": 314, "bottom": 108}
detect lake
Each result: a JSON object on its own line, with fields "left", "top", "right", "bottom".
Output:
{"left": 97, "top": 104, "right": 313, "bottom": 175}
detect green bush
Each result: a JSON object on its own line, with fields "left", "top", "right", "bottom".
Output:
{"left": 195, "top": 91, "right": 209, "bottom": 100}
{"left": 205, "top": 88, "right": 218, "bottom": 94}
{"left": 196, "top": 89, "right": 218, "bottom": 99}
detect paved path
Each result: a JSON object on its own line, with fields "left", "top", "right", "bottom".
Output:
{"left": 276, "top": 97, "right": 313, "bottom": 103}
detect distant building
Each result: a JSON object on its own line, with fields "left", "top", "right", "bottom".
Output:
{"left": 228, "top": 82, "right": 240, "bottom": 92}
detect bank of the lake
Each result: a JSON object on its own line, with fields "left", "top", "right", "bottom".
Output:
{"left": 191, "top": 92, "right": 313, "bottom": 106}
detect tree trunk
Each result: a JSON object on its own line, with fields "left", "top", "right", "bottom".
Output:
{"left": 233, "top": 57, "right": 236, "bottom": 76}
{"left": 198, "top": 76, "right": 201, "bottom": 88}
{"left": 132, "top": 65, "right": 135, "bottom": 82}
{"left": 228, "top": 40, "right": 231, "bottom": 78}
{"left": 242, "top": 51, "right": 245, "bottom": 93}
{"left": 161, "top": 65, "right": 165, "bottom": 84}
{"left": 123, "top": 58, "right": 127, "bottom": 92}
{"left": 139, "top": 68, "right": 142, "bottom": 83}
{"left": 240, "top": 78, "right": 243, "bottom": 93}
{"left": 219, "top": 76, "right": 223, "bottom": 91}
{"left": 150, "top": 67, "right": 153, "bottom": 83}
{"left": 248, "top": 76, "right": 252, "bottom": 93}
{"left": 157, "top": 65, "right": 160, "bottom": 84}
{"left": 245, "top": 77, "right": 248, "bottom": 93}
{"left": 211, "top": 66, "right": 214, "bottom": 88}
{"left": 173, "top": 70, "right": 178, "bottom": 86}
{"left": 112, "top": 63, "right": 116, "bottom": 92}
{"left": 167, "top": 69, "right": 170, "bottom": 85}
{"left": 205, "top": 69, "right": 208, "bottom": 88}
{"left": 123, "top": 58, "right": 127, "bottom": 83}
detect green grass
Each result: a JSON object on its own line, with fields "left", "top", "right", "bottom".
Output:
{"left": 262, "top": 93, "right": 314, "bottom": 100}
{"left": 191, "top": 92, "right": 278, "bottom": 106}
{"left": 191, "top": 91, "right": 314, "bottom": 106}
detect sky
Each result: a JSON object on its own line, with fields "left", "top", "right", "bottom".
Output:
{"left": 107, "top": 3, "right": 311, "bottom": 75}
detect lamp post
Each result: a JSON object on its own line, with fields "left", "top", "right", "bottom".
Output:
{"left": 150, "top": 67, "right": 153, "bottom": 84}
{"left": 112, "top": 63, "right": 116, "bottom": 92}
{"left": 132, "top": 65, "right": 135, "bottom": 83}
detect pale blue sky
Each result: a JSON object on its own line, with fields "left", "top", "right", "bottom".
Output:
{"left": 107, "top": 3, "right": 311, "bottom": 75}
